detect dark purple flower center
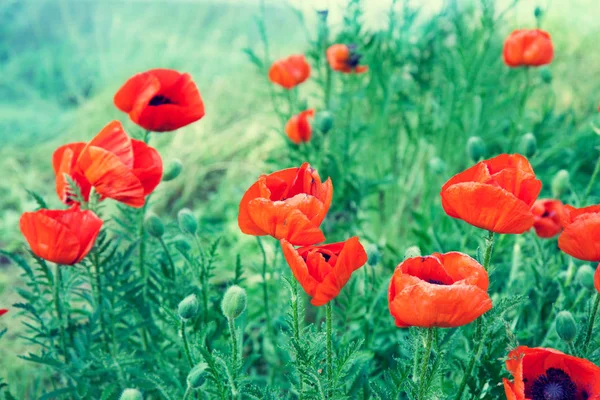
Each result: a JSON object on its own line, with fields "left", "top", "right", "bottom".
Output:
{"left": 427, "top": 279, "right": 446, "bottom": 285}
{"left": 148, "top": 95, "right": 173, "bottom": 106}
{"left": 531, "top": 368, "right": 576, "bottom": 400}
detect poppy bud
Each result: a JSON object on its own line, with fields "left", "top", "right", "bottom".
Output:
{"left": 178, "top": 294, "right": 200, "bottom": 320}
{"left": 519, "top": 133, "right": 537, "bottom": 158}
{"left": 539, "top": 67, "right": 552, "bottom": 84}
{"left": 428, "top": 157, "right": 446, "bottom": 175}
{"left": 366, "top": 243, "right": 381, "bottom": 266}
{"left": 174, "top": 236, "right": 192, "bottom": 254}
{"left": 120, "top": 389, "right": 143, "bottom": 400}
{"left": 178, "top": 209, "right": 198, "bottom": 235}
{"left": 576, "top": 264, "right": 596, "bottom": 291}
{"left": 162, "top": 159, "right": 183, "bottom": 182}
{"left": 221, "top": 285, "right": 247, "bottom": 320}
{"left": 534, "top": 6, "right": 543, "bottom": 19}
{"left": 551, "top": 169, "right": 570, "bottom": 198}
{"left": 187, "top": 363, "right": 209, "bottom": 389}
{"left": 315, "top": 111, "right": 334, "bottom": 133}
{"left": 466, "top": 136, "right": 486, "bottom": 163}
{"left": 144, "top": 213, "right": 164, "bottom": 238}
{"left": 404, "top": 246, "right": 421, "bottom": 260}
{"left": 555, "top": 311, "right": 577, "bottom": 343}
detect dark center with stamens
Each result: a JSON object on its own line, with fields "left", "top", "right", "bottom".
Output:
{"left": 321, "top": 253, "right": 331, "bottom": 262}
{"left": 427, "top": 280, "right": 445, "bottom": 285}
{"left": 148, "top": 95, "right": 173, "bottom": 106}
{"left": 530, "top": 368, "right": 576, "bottom": 400}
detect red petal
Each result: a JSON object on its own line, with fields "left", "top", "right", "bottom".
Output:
{"left": 131, "top": 139, "right": 163, "bottom": 195}
{"left": 81, "top": 121, "right": 134, "bottom": 169}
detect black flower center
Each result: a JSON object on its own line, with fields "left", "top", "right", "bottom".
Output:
{"left": 427, "top": 279, "right": 446, "bottom": 285}
{"left": 148, "top": 95, "right": 173, "bottom": 106}
{"left": 531, "top": 368, "right": 576, "bottom": 400}
{"left": 345, "top": 44, "right": 362, "bottom": 68}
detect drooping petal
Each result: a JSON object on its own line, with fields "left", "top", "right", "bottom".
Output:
{"left": 131, "top": 139, "right": 163, "bottom": 195}
{"left": 281, "top": 239, "right": 320, "bottom": 297}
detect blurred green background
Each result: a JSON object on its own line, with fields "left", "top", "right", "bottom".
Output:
{"left": 1, "top": 0, "right": 600, "bottom": 394}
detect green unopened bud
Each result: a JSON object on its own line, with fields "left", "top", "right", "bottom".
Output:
{"left": 174, "top": 236, "right": 192, "bottom": 254}
{"left": 551, "top": 169, "right": 570, "bottom": 198}
{"left": 519, "top": 133, "right": 537, "bottom": 158}
{"left": 539, "top": 67, "right": 552, "bottom": 84}
{"left": 315, "top": 111, "right": 333, "bottom": 133}
{"left": 221, "top": 285, "right": 247, "bottom": 319}
{"left": 162, "top": 159, "right": 183, "bottom": 182}
{"left": 428, "top": 157, "right": 446, "bottom": 175}
{"left": 178, "top": 209, "right": 198, "bottom": 235}
{"left": 187, "top": 363, "right": 208, "bottom": 389}
{"left": 178, "top": 294, "right": 200, "bottom": 320}
{"left": 120, "top": 389, "right": 143, "bottom": 400}
{"left": 366, "top": 243, "right": 381, "bottom": 266}
{"left": 576, "top": 264, "right": 596, "bottom": 291}
{"left": 144, "top": 213, "right": 164, "bottom": 238}
{"left": 404, "top": 246, "right": 421, "bottom": 260}
{"left": 466, "top": 136, "right": 486, "bottom": 163}
{"left": 555, "top": 311, "right": 577, "bottom": 343}
{"left": 534, "top": 6, "right": 543, "bottom": 19}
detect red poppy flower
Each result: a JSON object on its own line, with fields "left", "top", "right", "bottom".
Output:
{"left": 238, "top": 162, "right": 332, "bottom": 246}
{"left": 503, "top": 346, "right": 600, "bottom": 400}
{"left": 440, "top": 154, "right": 542, "bottom": 234}
{"left": 558, "top": 205, "right": 600, "bottom": 262}
{"left": 268, "top": 55, "right": 311, "bottom": 89}
{"left": 326, "top": 44, "right": 368, "bottom": 74}
{"left": 503, "top": 29, "right": 554, "bottom": 67}
{"left": 286, "top": 109, "right": 314, "bottom": 144}
{"left": 532, "top": 199, "right": 565, "bottom": 238}
{"left": 280, "top": 237, "right": 367, "bottom": 306}
{"left": 20, "top": 207, "right": 103, "bottom": 265}
{"left": 114, "top": 68, "right": 205, "bottom": 132}
{"left": 53, "top": 120, "right": 163, "bottom": 208}
{"left": 388, "top": 252, "right": 492, "bottom": 328}
{"left": 0, "top": 309, "right": 7, "bottom": 317}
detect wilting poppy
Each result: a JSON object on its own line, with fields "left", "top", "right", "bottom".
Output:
{"left": 440, "top": 154, "right": 542, "bottom": 234}
{"left": 326, "top": 44, "right": 368, "bottom": 74}
{"left": 280, "top": 237, "right": 367, "bottom": 306}
{"left": 286, "top": 109, "right": 314, "bottom": 144}
{"left": 503, "top": 29, "right": 554, "bottom": 67}
{"left": 238, "top": 162, "right": 332, "bottom": 246}
{"left": 388, "top": 252, "right": 492, "bottom": 328}
{"left": 114, "top": 68, "right": 205, "bottom": 132}
{"left": 503, "top": 346, "right": 600, "bottom": 400}
{"left": 53, "top": 120, "right": 163, "bottom": 208}
{"left": 532, "top": 199, "right": 565, "bottom": 238}
{"left": 268, "top": 55, "right": 311, "bottom": 89}
{"left": 558, "top": 205, "right": 600, "bottom": 262}
{"left": 20, "top": 207, "right": 103, "bottom": 265}
{"left": 0, "top": 309, "right": 7, "bottom": 317}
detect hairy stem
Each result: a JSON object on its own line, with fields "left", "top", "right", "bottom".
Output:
{"left": 482, "top": 231, "right": 495, "bottom": 270}
{"left": 454, "top": 318, "right": 488, "bottom": 400}
{"left": 54, "top": 264, "right": 69, "bottom": 362}
{"left": 584, "top": 294, "right": 600, "bottom": 352}
{"left": 159, "top": 237, "right": 176, "bottom": 279}
{"left": 326, "top": 302, "right": 333, "bottom": 398}
{"left": 92, "top": 251, "right": 109, "bottom": 352}
{"left": 292, "top": 280, "right": 304, "bottom": 398}
{"left": 180, "top": 319, "right": 194, "bottom": 368}
{"left": 228, "top": 317, "right": 239, "bottom": 381}
{"left": 257, "top": 237, "right": 271, "bottom": 331}
{"left": 417, "top": 328, "right": 434, "bottom": 399}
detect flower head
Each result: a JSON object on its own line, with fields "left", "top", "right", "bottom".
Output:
{"left": 558, "top": 205, "right": 600, "bottom": 262}
{"left": 286, "top": 109, "right": 314, "bottom": 144}
{"left": 268, "top": 55, "right": 311, "bottom": 89}
{"left": 503, "top": 29, "right": 554, "bottom": 67}
{"left": 532, "top": 199, "right": 565, "bottom": 238}
{"left": 326, "top": 44, "right": 368, "bottom": 74}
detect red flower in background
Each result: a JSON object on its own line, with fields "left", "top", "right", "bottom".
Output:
{"left": 238, "top": 162, "right": 333, "bottom": 246}
{"left": 503, "top": 29, "right": 554, "bottom": 67}
{"left": 20, "top": 207, "right": 103, "bottom": 265}
{"left": 268, "top": 55, "right": 311, "bottom": 89}
{"left": 532, "top": 199, "right": 565, "bottom": 238}
{"left": 326, "top": 44, "right": 368, "bottom": 74}
{"left": 0, "top": 309, "right": 7, "bottom": 317}
{"left": 503, "top": 346, "right": 600, "bottom": 400}
{"left": 388, "top": 252, "right": 492, "bottom": 328}
{"left": 114, "top": 68, "right": 205, "bottom": 132}
{"left": 280, "top": 237, "right": 367, "bottom": 306}
{"left": 286, "top": 109, "right": 314, "bottom": 144}
{"left": 558, "top": 205, "right": 600, "bottom": 262}
{"left": 440, "top": 154, "right": 541, "bottom": 234}
{"left": 53, "top": 121, "right": 163, "bottom": 208}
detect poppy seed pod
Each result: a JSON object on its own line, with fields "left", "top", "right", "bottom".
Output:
{"left": 403, "top": 246, "right": 421, "bottom": 260}
{"left": 315, "top": 111, "right": 334, "bottom": 133}
{"left": 187, "top": 363, "right": 208, "bottom": 389}
{"left": 144, "top": 213, "right": 164, "bottom": 238}
{"left": 178, "top": 294, "right": 200, "bottom": 320}
{"left": 534, "top": 6, "right": 543, "bottom": 18}
{"left": 551, "top": 170, "right": 570, "bottom": 198}
{"left": 120, "top": 389, "right": 143, "bottom": 400}
{"left": 576, "top": 264, "right": 596, "bottom": 291}
{"left": 555, "top": 311, "right": 577, "bottom": 343}
{"left": 366, "top": 243, "right": 381, "bottom": 266}
{"left": 519, "top": 133, "right": 537, "bottom": 158}
{"left": 221, "top": 285, "right": 247, "bottom": 319}
{"left": 162, "top": 159, "right": 183, "bottom": 182}
{"left": 178, "top": 209, "right": 198, "bottom": 235}
{"left": 466, "top": 136, "right": 486, "bottom": 163}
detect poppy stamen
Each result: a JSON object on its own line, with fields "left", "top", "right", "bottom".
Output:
{"left": 148, "top": 95, "right": 173, "bottom": 106}
{"left": 530, "top": 368, "right": 576, "bottom": 400}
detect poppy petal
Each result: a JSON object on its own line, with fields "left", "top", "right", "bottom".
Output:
{"left": 281, "top": 239, "right": 319, "bottom": 297}
{"left": 20, "top": 211, "right": 81, "bottom": 265}
{"left": 82, "top": 121, "right": 134, "bottom": 169}
{"left": 558, "top": 214, "right": 600, "bottom": 262}
{"left": 131, "top": 139, "right": 163, "bottom": 195}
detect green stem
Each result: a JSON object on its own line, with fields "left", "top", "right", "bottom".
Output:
{"left": 326, "top": 302, "right": 333, "bottom": 398}
{"left": 417, "top": 328, "right": 434, "bottom": 399}
{"left": 180, "top": 319, "right": 194, "bottom": 368}
{"left": 138, "top": 199, "right": 150, "bottom": 350}
{"left": 183, "top": 387, "right": 192, "bottom": 400}
{"left": 228, "top": 317, "right": 239, "bottom": 381}
{"left": 510, "top": 67, "right": 531, "bottom": 150}
{"left": 159, "top": 237, "right": 176, "bottom": 279}
{"left": 325, "top": 66, "right": 332, "bottom": 110}
{"left": 292, "top": 280, "right": 304, "bottom": 399}
{"left": 583, "top": 153, "right": 600, "bottom": 203}
{"left": 584, "top": 294, "right": 600, "bottom": 352}
{"left": 92, "top": 251, "right": 109, "bottom": 352}
{"left": 454, "top": 318, "right": 487, "bottom": 400}
{"left": 193, "top": 235, "right": 209, "bottom": 326}
{"left": 256, "top": 238, "right": 271, "bottom": 330}
{"left": 482, "top": 231, "right": 495, "bottom": 270}
{"left": 54, "top": 264, "right": 69, "bottom": 362}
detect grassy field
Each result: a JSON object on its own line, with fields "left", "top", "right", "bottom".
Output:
{"left": 1, "top": 0, "right": 600, "bottom": 398}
